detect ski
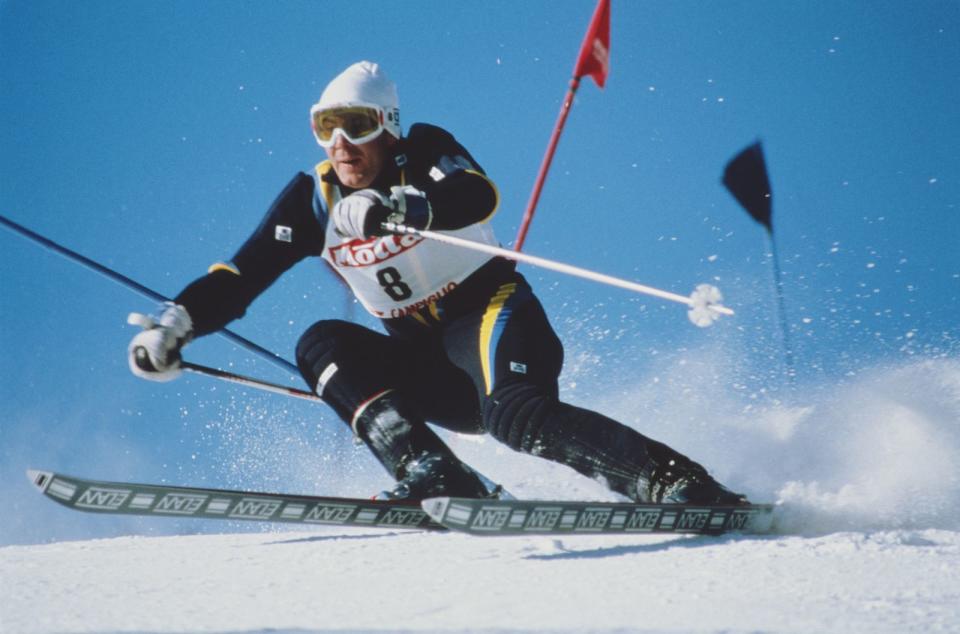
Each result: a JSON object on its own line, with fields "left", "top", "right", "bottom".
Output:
{"left": 420, "top": 497, "right": 776, "bottom": 536}
{"left": 27, "top": 469, "right": 775, "bottom": 537}
{"left": 27, "top": 469, "right": 442, "bottom": 530}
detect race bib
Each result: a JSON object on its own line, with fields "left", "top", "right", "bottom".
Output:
{"left": 322, "top": 222, "right": 497, "bottom": 319}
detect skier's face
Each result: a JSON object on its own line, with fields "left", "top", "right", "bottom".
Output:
{"left": 326, "top": 133, "right": 396, "bottom": 189}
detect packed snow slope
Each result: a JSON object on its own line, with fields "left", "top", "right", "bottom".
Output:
{"left": 2, "top": 528, "right": 959, "bottom": 633}
{"left": 3, "top": 359, "right": 960, "bottom": 633}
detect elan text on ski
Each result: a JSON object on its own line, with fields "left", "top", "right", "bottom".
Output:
{"left": 128, "top": 61, "right": 748, "bottom": 506}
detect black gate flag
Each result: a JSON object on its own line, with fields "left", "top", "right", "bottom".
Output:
{"left": 723, "top": 141, "right": 772, "bottom": 232}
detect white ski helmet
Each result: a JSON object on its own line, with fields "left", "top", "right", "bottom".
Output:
{"left": 311, "top": 61, "right": 401, "bottom": 142}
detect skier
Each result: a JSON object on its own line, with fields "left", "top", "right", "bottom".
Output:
{"left": 128, "top": 61, "right": 746, "bottom": 505}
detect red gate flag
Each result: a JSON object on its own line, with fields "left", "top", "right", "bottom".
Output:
{"left": 513, "top": 0, "right": 612, "bottom": 251}
{"left": 573, "top": 0, "right": 611, "bottom": 87}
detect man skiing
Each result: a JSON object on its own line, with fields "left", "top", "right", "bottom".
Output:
{"left": 128, "top": 61, "right": 746, "bottom": 505}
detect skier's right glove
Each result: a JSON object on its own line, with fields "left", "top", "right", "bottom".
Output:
{"left": 331, "top": 189, "right": 391, "bottom": 239}
{"left": 332, "top": 186, "right": 433, "bottom": 240}
{"left": 127, "top": 303, "right": 193, "bottom": 382}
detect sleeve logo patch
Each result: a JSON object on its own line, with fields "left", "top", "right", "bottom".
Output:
{"left": 509, "top": 361, "right": 528, "bottom": 374}
{"left": 275, "top": 225, "right": 293, "bottom": 242}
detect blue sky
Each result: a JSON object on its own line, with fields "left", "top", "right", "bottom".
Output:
{"left": 1, "top": 1, "right": 957, "bottom": 545}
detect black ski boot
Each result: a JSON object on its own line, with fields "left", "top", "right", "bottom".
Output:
{"left": 376, "top": 451, "right": 493, "bottom": 501}
{"left": 354, "top": 392, "right": 492, "bottom": 501}
{"left": 479, "top": 386, "right": 742, "bottom": 505}
{"left": 639, "top": 456, "right": 748, "bottom": 505}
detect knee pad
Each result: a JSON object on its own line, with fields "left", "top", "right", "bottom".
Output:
{"left": 295, "top": 319, "right": 390, "bottom": 421}
{"left": 295, "top": 320, "right": 356, "bottom": 387}
{"left": 482, "top": 382, "right": 558, "bottom": 454}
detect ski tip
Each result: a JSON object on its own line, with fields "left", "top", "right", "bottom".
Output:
{"left": 26, "top": 469, "right": 53, "bottom": 493}
{"left": 420, "top": 496, "right": 451, "bottom": 522}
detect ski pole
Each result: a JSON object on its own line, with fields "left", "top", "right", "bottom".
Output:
{"left": 126, "top": 313, "right": 317, "bottom": 401}
{"left": 382, "top": 222, "right": 734, "bottom": 326}
{"left": 181, "top": 362, "right": 321, "bottom": 403}
{"left": 0, "top": 213, "right": 300, "bottom": 375}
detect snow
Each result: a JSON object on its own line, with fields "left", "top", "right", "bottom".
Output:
{"left": 2, "top": 528, "right": 959, "bottom": 633}
{"left": 3, "top": 362, "right": 960, "bottom": 633}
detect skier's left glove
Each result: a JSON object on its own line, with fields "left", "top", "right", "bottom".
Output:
{"left": 378, "top": 185, "right": 433, "bottom": 235}
{"left": 127, "top": 303, "right": 193, "bottom": 382}
{"left": 332, "top": 186, "right": 432, "bottom": 240}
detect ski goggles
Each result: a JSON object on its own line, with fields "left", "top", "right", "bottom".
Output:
{"left": 311, "top": 104, "right": 387, "bottom": 148}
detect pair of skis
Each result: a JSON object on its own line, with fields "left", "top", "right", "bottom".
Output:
{"left": 28, "top": 469, "right": 776, "bottom": 536}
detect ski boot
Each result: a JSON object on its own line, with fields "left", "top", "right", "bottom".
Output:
{"left": 639, "top": 456, "right": 748, "bottom": 505}
{"left": 354, "top": 392, "right": 497, "bottom": 502}
{"left": 376, "top": 451, "right": 493, "bottom": 501}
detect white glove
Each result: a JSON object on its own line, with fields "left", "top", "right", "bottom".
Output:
{"left": 127, "top": 303, "right": 193, "bottom": 382}
{"left": 332, "top": 187, "right": 432, "bottom": 239}
{"left": 331, "top": 189, "right": 391, "bottom": 239}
